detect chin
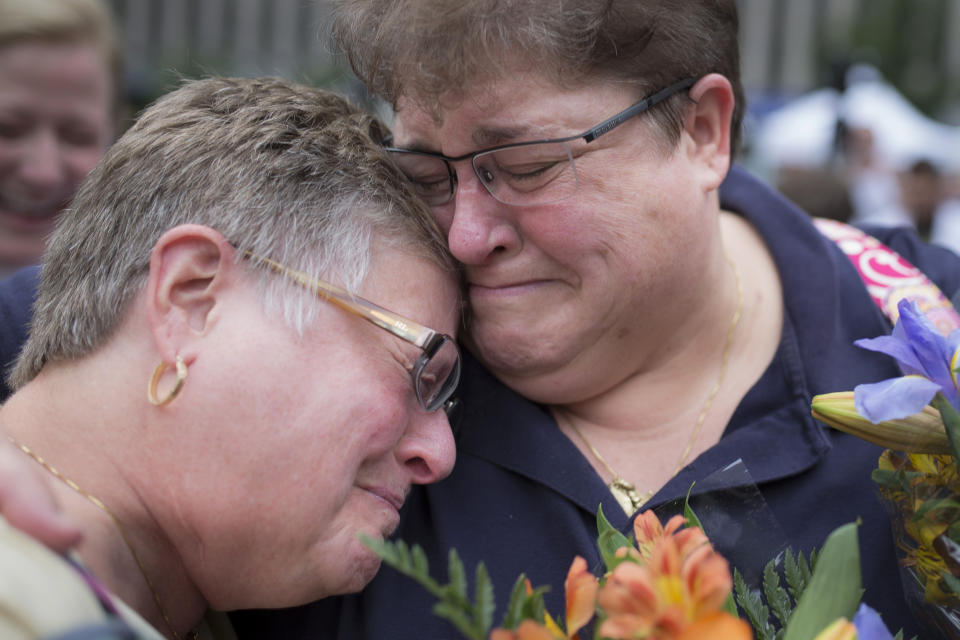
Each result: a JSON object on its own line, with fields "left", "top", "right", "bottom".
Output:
{"left": 323, "top": 543, "right": 384, "bottom": 597}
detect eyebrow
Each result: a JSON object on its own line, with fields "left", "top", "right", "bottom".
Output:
{"left": 471, "top": 125, "right": 533, "bottom": 148}
{"left": 394, "top": 122, "right": 560, "bottom": 156}
{"left": 472, "top": 125, "right": 556, "bottom": 148}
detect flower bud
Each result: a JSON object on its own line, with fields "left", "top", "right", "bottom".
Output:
{"left": 811, "top": 391, "right": 952, "bottom": 454}
{"left": 811, "top": 618, "right": 857, "bottom": 640}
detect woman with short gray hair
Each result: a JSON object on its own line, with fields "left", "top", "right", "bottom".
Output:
{"left": 0, "top": 75, "right": 461, "bottom": 639}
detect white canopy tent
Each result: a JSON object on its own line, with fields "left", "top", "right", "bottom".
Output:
{"left": 751, "top": 66, "right": 960, "bottom": 174}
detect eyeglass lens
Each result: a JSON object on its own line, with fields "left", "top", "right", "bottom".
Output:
{"left": 415, "top": 334, "right": 461, "bottom": 412}
{"left": 390, "top": 141, "right": 578, "bottom": 207}
{"left": 473, "top": 142, "right": 578, "bottom": 205}
{"left": 389, "top": 152, "right": 454, "bottom": 205}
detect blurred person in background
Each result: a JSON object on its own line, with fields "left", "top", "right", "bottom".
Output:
{"left": 898, "top": 159, "right": 960, "bottom": 256}
{"left": 0, "top": 75, "right": 460, "bottom": 639}
{"left": 0, "top": 0, "right": 120, "bottom": 277}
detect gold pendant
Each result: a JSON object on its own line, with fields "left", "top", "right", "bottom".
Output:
{"left": 609, "top": 478, "right": 652, "bottom": 516}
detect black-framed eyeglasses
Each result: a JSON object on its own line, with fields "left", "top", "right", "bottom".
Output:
{"left": 386, "top": 77, "right": 696, "bottom": 207}
{"left": 242, "top": 251, "right": 461, "bottom": 414}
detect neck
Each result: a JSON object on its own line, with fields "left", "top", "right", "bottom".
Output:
{"left": 1, "top": 361, "right": 207, "bottom": 640}
{"left": 551, "top": 211, "right": 782, "bottom": 496}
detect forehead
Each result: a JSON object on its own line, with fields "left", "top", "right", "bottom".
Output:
{"left": 0, "top": 40, "right": 112, "bottom": 111}
{"left": 393, "top": 73, "right": 636, "bottom": 152}
{"left": 359, "top": 245, "right": 461, "bottom": 339}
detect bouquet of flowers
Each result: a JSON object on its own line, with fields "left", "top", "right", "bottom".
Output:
{"left": 812, "top": 298, "right": 960, "bottom": 637}
{"left": 365, "top": 503, "right": 895, "bottom": 640}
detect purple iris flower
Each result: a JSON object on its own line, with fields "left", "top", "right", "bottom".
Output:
{"left": 852, "top": 603, "right": 895, "bottom": 640}
{"left": 853, "top": 299, "right": 960, "bottom": 423}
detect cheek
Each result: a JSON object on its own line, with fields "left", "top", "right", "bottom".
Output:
{"left": 0, "top": 145, "right": 25, "bottom": 176}
{"left": 63, "top": 146, "right": 105, "bottom": 181}
{"left": 430, "top": 201, "right": 455, "bottom": 236}
{"left": 350, "top": 387, "right": 412, "bottom": 455}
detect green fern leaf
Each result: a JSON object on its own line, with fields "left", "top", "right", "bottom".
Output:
{"left": 501, "top": 574, "right": 530, "bottom": 629}
{"left": 734, "top": 568, "right": 775, "bottom": 640}
{"left": 447, "top": 548, "right": 469, "bottom": 603}
{"left": 474, "top": 562, "right": 495, "bottom": 634}
{"left": 433, "top": 601, "right": 484, "bottom": 640}
{"left": 762, "top": 559, "right": 793, "bottom": 627}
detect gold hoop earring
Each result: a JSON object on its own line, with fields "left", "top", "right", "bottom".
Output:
{"left": 147, "top": 355, "right": 188, "bottom": 406}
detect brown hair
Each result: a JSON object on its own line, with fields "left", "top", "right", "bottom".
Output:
{"left": 11, "top": 76, "right": 453, "bottom": 387}
{"left": 331, "top": 0, "right": 744, "bottom": 152}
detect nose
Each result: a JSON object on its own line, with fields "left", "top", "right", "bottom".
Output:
{"left": 444, "top": 167, "right": 522, "bottom": 266}
{"left": 17, "top": 129, "right": 67, "bottom": 192}
{"left": 395, "top": 408, "right": 456, "bottom": 484}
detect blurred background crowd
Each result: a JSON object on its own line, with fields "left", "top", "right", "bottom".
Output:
{"left": 2, "top": 0, "right": 959, "bottom": 274}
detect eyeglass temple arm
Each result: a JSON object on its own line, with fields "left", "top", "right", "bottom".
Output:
{"left": 240, "top": 251, "right": 437, "bottom": 348}
{"left": 582, "top": 77, "right": 697, "bottom": 143}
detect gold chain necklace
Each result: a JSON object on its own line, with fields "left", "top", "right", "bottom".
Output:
{"left": 7, "top": 436, "right": 197, "bottom": 640}
{"left": 561, "top": 251, "right": 743, "bottom": 516}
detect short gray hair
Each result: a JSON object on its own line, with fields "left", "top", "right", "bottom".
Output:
{"left": 11, "top": 76, "right": 453, "bottom": 387}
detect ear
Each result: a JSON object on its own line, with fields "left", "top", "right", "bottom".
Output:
{"left": 682, "top": 73, "right": 735, "bottom": 191}
{"left": 144, "top": 224, "right": 237, "bottom": 363}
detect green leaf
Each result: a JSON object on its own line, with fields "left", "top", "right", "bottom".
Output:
{"left": 413, "top": 544, "right": 429, "bottom": 575}
{"left": 596, "top": 504, "right": 633, "bottom": 572}
{"left": 763, "top": 559, "right": 793, "bottom": 627}
{"left": 871, "top": 468, "right": 921, "bottom": 493}
{"left": 798, "top": 550, "right": 813, "bottom": 587}
{"left": 912, "top": 497, "right": 960, "bottom": 521}
{"left": 683, "top": 482, "right": 702, "bottom": 529}
{"left": 361, "top": 536, "right": 445, "bottom": 598}
{"left": 942, "top": 570, "right": 960, "bottom": 599}
{"left": 948, "top": 520, "right": 960, "bottom": 541}
{"left": 447, "top": 548, "right": 468, "bottom": 602}
{"left": 783, "top": 523, "right": 862, "bottom": 640}
{"left": 734, "top": 567, "right": 775, "bottom": 640}
{"left": 433, "top": 601, "right": 484, "bottom": 640}
{"left": 933, "top": 394, "right": 960, "bottom": 463}
{"left": 783, "top": 549, "right": 803, "bottom": 603}
{"left": 501, "top": 574, "right": 530, "bottom": 629}
{"left": 474, "top": 562, "right": 495, "bottom": 634}
{"left": 722, "top": 588, "right": 740, "bottom": 618}
{"left": 521, "top": 585, "right": 550, "bottom": 624}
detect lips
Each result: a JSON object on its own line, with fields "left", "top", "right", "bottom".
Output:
{"left": 362, "top": 485, "right": 407, "bottom": 511}
{"left": 468, "top": 279, "right": 556, "bottom": 302}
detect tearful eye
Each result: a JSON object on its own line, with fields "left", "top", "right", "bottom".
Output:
{"left": 502, "top": 162, "right": 560, "bottom": 180}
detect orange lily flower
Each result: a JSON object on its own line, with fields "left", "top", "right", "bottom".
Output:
{"left": 676, "top": 611, "right": 753, "bottom": 640}
{"left": 490, "top": 620, "right": 559, "bottom": 640}
{"left": 565, "top": 556, "right": 600, "bottom": 636}
{"left": 597, "top": 513, "right": 738, "bottom": 640}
